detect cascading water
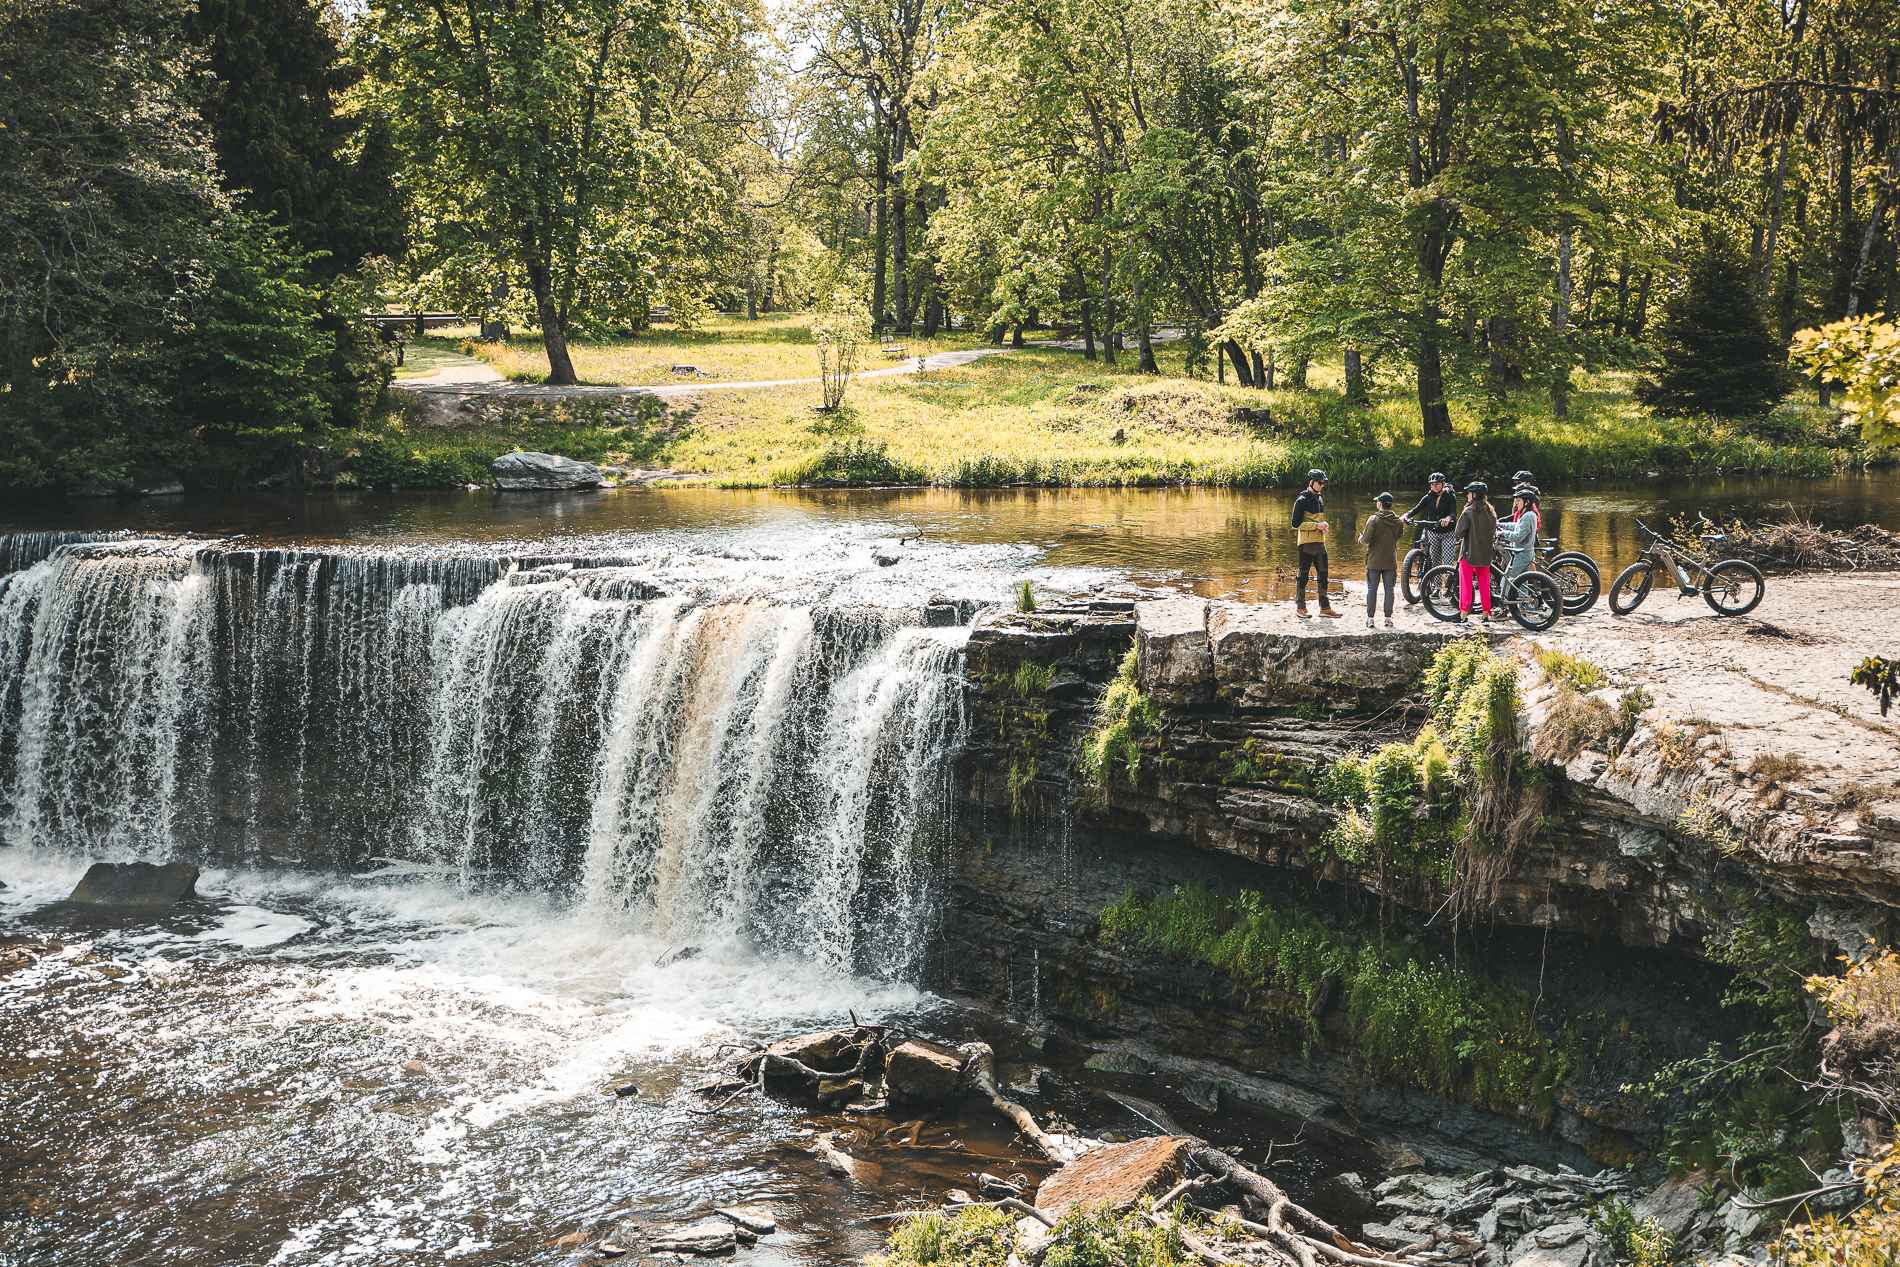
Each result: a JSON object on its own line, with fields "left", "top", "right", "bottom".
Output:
{"left": 0, "top": 536, "right": 969, "bottom": 978}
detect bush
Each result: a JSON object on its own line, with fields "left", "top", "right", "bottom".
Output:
{"left": 1079, "top": 647, "right": 1155, "bottom": 787}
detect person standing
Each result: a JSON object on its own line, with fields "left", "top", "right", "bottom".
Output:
{"left": 1290, "top": 469, "right": 1340, "bottom": 617}
{"left": 1358, "top": 492, "right": 1405, "bottom": 628}
{"left": 1453, "top": 481, "right": 1499, "bottom": 622}
{"left": 1405, "top": 473, "right": 1458, "bottom": 572}
{"left": 1501, "top": 484, "right": 1540, "bottom": 584}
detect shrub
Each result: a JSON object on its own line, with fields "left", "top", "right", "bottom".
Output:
{"left": 1774, "top": 1142, "right": 1900, "bottom": 1267}
{"left": 1079, "top": 647, "right": 1155, "bottom": 787}
{"left": 1746, "top": 752, "right": 1810, "bottom": 808}
{"left": 774, "top": 438, "right": 925, "bottom": 486}
{"left": 1537, "top": 648, "right": 1608, "bottom": 693}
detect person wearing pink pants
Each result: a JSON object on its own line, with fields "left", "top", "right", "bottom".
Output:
{"left": 1452, "top": 481, "right": 1499, "bottom": 622}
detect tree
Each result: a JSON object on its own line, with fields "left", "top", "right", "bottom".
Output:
{"left": 363, "top": 0, "right": 721, "bottom": 384}
{"left": 1795, "top": 317, "right": 1900, "bottom": 446}
{"left": 191, "top": 0, "right": 403, "bottom": 271}
{"left": 811, "top": 286, "right": 870, "bottom": 408}
{"left": 1, "top": 0, "right": 225, "bottom": 487}
{"left": 1636, "top": 238, "right": 1799, "bottom": 416}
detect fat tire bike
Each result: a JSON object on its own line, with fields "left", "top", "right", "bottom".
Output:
{"left": 1419, "top": 543, "right": 1565, "bottom": 632}
{"left": 1608, "top": 518, "right": 1765, "bottom": 617}
{"left": 1403, "top": 527, "right": 1598, "bottom": 615}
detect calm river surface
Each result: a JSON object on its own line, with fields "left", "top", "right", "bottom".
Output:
{"left": 1, "top": 472, "right": 1892, "bottom": 1266}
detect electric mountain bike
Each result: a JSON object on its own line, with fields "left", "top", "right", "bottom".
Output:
{"left": 1607, "top": 517, "right": 1765, "bottom": 617}
{"left": 1403, "top": 527, "right": 1598, "bottom": 614}
{"left": 1420, "top": 542, "right": 1565, "bottom": 631}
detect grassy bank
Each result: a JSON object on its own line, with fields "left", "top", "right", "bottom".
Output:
{"left": 373, "top": 320, "right": 1861, "bottom": 489}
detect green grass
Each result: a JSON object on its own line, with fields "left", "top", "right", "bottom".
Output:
{"left": 1099, "top": 883, "right": 1571, "bottom": 1119}
{"left": 373, "top": 323, "right": 1858, "bottom": 490}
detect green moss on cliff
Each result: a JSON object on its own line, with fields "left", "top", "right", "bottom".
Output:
{"left": 1100, "top": 883, "right": 1569, "bottom": 1118}
{"left": 1080, "top": 646, "right": 1156, "bottom": 787}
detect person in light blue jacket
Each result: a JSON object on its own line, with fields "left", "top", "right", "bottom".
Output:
{"left": 1500, "top": 484, "right": 1541, "bottom": 584}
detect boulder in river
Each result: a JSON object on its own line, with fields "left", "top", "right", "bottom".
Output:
{"left": 490, "top": 451, "right": 608, "bottom": 491}
{"left": 714, "top": 1204, "right": 775, "bottom": 1235}
{"left": 885, "top": 1041, "right": 962, "bottom": 1103}
{"left": 1033, "top": 1135, "right": 1191, "bottom": 1218}
{"left": 648, "top": 1221, "right": 736, "bottom": 1254}
{"left": 65, "top": 861, "right": 199, "bottom": 907}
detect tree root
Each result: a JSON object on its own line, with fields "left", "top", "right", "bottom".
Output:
{"left": 958, "top": 1041, "right": 1086, "bottom": 1162}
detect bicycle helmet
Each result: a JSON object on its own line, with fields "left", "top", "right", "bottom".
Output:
{"left": 1513, "top": 469, "right": 1533, "bottom": 483}
{"left": 1512, "top": 483, "right": 1538, "bottom": 500}
{"left": 1375, "top": 491, "right": 1394, "bottom": 505}
{"left": 1307, "top": 469, "right": 1328, "bottom": 483}
{"left": 1464, "top": 480, "right": 1488, "bottom": 494}
{"left": 1428, "top": 472, "right": 1447, "bottom": 483}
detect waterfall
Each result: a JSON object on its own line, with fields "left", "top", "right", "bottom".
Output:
{"left": 0, "top": 536, "right": 971, "bottom": 977}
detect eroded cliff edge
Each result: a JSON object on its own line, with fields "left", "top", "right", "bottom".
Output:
{"left": 933, "top": 576, "right": 1900, "bottom": 1173}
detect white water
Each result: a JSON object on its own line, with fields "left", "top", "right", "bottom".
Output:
{"left": 0, "top": 537, "right": 975, "bottom": 978}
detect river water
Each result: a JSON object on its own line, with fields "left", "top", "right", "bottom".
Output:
{"left": 1, "top": 474, "right": 1893, "bottom": 1266}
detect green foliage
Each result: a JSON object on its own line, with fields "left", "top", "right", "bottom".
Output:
{"left": 1793, "top": 318, "right": 1900, "bottom": 450}
{"left": 1016, "top": 579, "right": 1037, "bottom": 612}
{"left": 774, "top": 438, "right": 925, "bottom": 486}
{"left": 1318, "top": 732, "right": 1454, "bottom": 880}
{"left": 1079, "top": 647, "right": 1156, "bottom": 787}
{"left": 1538, "top": 649, "right": 1608, "bottom": 693}
{"left": 1100, "top": 884, "right": 1566, "bottom": 1115}
{"left": 1589, "top": 1200, "right": 1683, "bottom": 1267}
{"left": 1851, "top": 656, "right": 1900, "bottom": 717}
{"left": 871, "top": 1200, "right": 1210, "bottom": 1267}
{"left": 1011, "top": 662, "right": 1053, "bottom": 697}
{"left": 812, "top": 287, "right": 872, "bottom": 410}
{"left": 1424, "top": 637, "right": 1521, "bottom": 770}
{"left": 1635, "top": 237, "right": 1798, "bottom": 419}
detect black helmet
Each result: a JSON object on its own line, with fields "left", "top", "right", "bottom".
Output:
{"left": 1375, "top": 491, "right": 1394, "bottom": 505}
{"left": 1513, "top": 483, "right": 1539, "bottom": 500}
{"left": 1465, "top": 480, "right": 1488, "bottom": 494}
{"left": 1428, "top": 472, "right": 1447, "bottom": 483}
{"left": 1513, "top": 469, "right": 1533, "bottom": 482}
{"left": 1307, "top": 469, "right": 1327, "bottom": 483}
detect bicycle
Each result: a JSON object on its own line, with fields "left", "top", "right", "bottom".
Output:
{"left": 1419, "top": 542, "right": 1565, "bottom": 631}
{"left": 1607, "top": 518, "right": 1765, "bottom": 617}
{"left": 1402, "top": 526, "right": 1598, "bottom": 614}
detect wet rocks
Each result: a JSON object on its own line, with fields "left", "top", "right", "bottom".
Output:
{"left": 1032, "top": 1135, "right": 1191, "bottom": 1218}
{"left": 647, "top": 1221, "right": 735, "bottom": 1254}
{"left": 65, "top": 861, "right": 199, "bottom": 907}
{"left": 1368, "top": 1163, "right": 1635, "bottom": 1265}
{"left": 713, "top": 1205, "right": 774, "bottom": 1236}
{"left": 490, "top": 451, "right": 609, "bottom": 491}
{"left": 885, "top": 1041, "right": 961, "bottom": 1103}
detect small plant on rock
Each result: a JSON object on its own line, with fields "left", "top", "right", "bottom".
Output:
{"left": 1079, "top": 647, "right": 1155, "bottom": 788}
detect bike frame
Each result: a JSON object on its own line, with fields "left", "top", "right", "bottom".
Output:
{"left": 1632, "top": 523, "right": 1718, "bottom": 595}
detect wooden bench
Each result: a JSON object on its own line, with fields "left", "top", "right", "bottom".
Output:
{"left": 879, "top": 333, "right": 909, "bottom": 358}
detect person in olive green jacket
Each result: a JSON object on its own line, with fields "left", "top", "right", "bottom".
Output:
{"left": 1357, "top": 492, "right": 1406, "bottom": 627}
{"left": 1453, "top": 481, "right": 1500, "bottom": 621}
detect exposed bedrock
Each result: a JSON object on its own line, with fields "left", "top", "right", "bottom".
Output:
{"left": 936, "top": 586, "right": 1900, "bottom": 1167}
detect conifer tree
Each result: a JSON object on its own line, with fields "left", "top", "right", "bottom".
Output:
{"left": 1636, "top": 238, "right": 1798, "bottom": 417}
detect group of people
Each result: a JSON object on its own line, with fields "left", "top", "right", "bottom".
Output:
{"left": 1288, "top": 469, "right": 1543, "bottom": 626}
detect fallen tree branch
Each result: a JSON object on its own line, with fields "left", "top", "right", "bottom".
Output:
{"left": 998, "top": 1197, "right": 1056, "bottom": 1227}
{"left": 960, "top": 1042, "right": 1079, "bottom": 1162}
{"left": 1732, "top": 1179, "right": 1863, "bottom": 1210}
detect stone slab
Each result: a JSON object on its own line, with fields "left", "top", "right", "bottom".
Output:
{"left": 1033, "top": 1135, "right": 1191, "bottom": 1217}
{"left": 66, "top": 861, "right": 199, "bottom": 907}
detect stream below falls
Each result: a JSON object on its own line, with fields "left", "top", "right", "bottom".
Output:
{"left": 3, "top": 474, "right": 1897, "bottom": 1265}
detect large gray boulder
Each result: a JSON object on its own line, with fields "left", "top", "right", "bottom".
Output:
{"left": 490, "top": 451, "right": 608, "bottom": 491}
{"left": 66, "top": 861, "right": 199, "bottom": 907}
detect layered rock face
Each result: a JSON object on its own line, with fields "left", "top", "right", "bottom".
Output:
{"left": 934, "top": 581, "right": 1900, "bottom": 1170}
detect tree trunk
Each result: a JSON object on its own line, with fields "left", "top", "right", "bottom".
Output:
{"left": 1080, "top": 298, "right": 1097, "bottom": 360}
{"left": 1011, "top": 324, "right": 1025, "bottom": 348}
{"left": 1291, "top": 355, "right": 1309, "bottom": 389}
{"left": 1251, "top": 350, "right": 1266, "bottom": 388}
{"left": 1552, "top": 227, "right": 1573, "bottom": 417}
{"left": 1343, "top": 348, "right": 1364, "bottom": 403}
{"left": 745, "top": 277, "right": 757, "bottom": 321}
{"left": 528, "top": 261, "right": 577, "bottom": 385}
{"left": 892, "top": 183, "right": 910, "bottom": 329}
{"left": 921, "top": 292, "right": 942, "bottom": 338}
{"left": 1223, "top": 341, "right": 1253, "bottom": 387}
{"left": 1137, "top": 326, "right": 1157, "bottom": 374}
{"left": 1416, "top": 205, "right": 1453, "bottom": 436}
{"left": 1263, "top": 347, "right": 1275, "bottom": 390}
{"left": 1099, "top": 239, "right": 1115, "bottom": 366}
{"left": 871, "top": 140, "right": 890, "bottom": 326}
{"left": 1630, "top": 270, "right": 1654, "bottom": 339}
{"left": 1845, "top": 193, "right": 1890, "bottom": 317}
{"left": 1762, "top": 130, "right": 1791, "bottom": 299}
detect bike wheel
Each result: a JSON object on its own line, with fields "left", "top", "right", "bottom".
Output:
{"left": 1609, "top": 562, "right": 1654, "bottom": 616}
{"left": 1546, "top": 558, "right": 1600, "bottom": 614}
{"left": 1420, "top": 565, "right": 1463, "bottom": 622}
{"left": 1401, "top": 549, "right": 1427, "bottom": 605}
{"left": 1550, "top": 551, "right": 1601, "bottom": 580}
{"left": 1508, "top": 573, "right": 1564, "bottom": 631}
{"left": 1702, "top": 559, "right": 1765, "bottom": 616}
